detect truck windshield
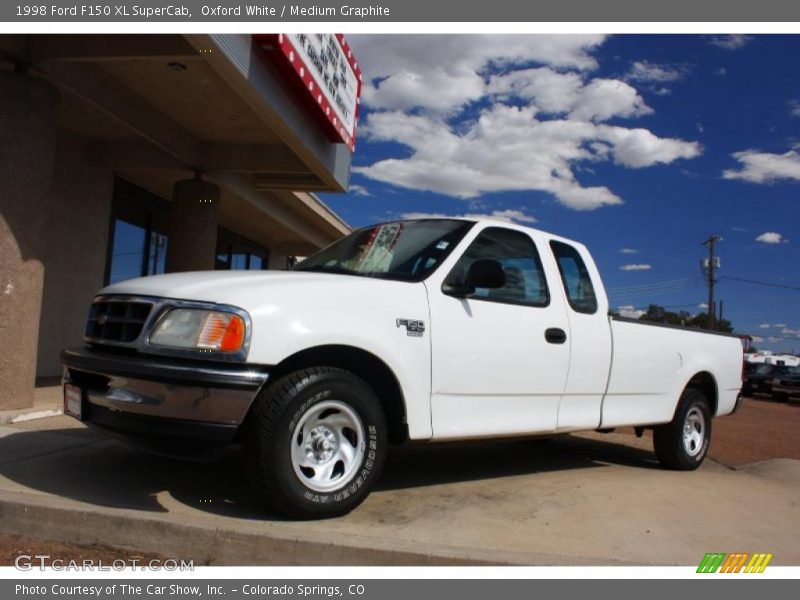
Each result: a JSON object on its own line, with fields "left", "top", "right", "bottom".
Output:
{"left": 294, "top": 219, "right": 474, "bottom": 282}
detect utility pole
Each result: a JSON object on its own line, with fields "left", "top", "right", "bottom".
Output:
{"left": 701, "top": 235, "right": 722, "bottom": 330}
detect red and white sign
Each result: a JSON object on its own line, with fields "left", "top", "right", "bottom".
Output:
{"left": 254, "top": 33, "right": 362, "bottom": 152}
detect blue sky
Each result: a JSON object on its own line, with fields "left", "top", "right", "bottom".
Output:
{"left": 320, "top": 34, "right": 800, "bottom": 353}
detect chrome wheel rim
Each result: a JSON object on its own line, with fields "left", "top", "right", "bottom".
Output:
{"left": 291, "top": 400, "right": 365, "bottom": 493}
{"left": 682, "top": 406, "right": 706, "bottom": 457}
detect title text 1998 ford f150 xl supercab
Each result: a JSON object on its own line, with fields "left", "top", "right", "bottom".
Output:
{"left": 62, "top": 218, "right": 744, "bottom": 519}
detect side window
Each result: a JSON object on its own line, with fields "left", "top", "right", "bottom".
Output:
{"left": 550, "top": 241, "right": 598, "bottom": 314}
{"left": 446, "top": 227, "right": 549, "bottom": 307}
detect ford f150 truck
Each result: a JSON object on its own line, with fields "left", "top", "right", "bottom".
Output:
{"left": 62, "top": 218, "right": 744, "bottom": 519}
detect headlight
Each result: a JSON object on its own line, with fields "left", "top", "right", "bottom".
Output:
{"left": 149, "top": 308, "right": 246, "bottom": 353}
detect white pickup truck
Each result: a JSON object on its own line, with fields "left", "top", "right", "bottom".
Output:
{"left": 62, "top": 218, "right": 744, "bottom": 518}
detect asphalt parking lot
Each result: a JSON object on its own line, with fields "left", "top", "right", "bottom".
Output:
{"left": 0, "top": 396, "right": 798, "bottom": 566}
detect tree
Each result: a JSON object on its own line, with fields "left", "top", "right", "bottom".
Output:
{"left": 638, "top": 304, "right": 734, "bottom": 332}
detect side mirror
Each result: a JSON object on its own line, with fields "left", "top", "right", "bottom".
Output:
{"left": 443, "top": 259, "right": 506, "bottom": 298}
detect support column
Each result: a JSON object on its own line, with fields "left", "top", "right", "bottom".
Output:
{"left": 165, "top": 177, "right": 220, "bottom": 272}
{"left": 268, "top": 253, "right": 290, "bottom": 270}
{"left": 0, "top": 73, "right": 59, "bottom": 410}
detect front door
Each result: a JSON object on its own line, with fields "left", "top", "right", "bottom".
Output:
{"left": 427, "top": 226, "right": 571, "bottom": 439}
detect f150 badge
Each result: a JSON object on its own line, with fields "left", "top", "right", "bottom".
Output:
{"left": 396, "top": 318, "right": 425, "bottom": 337}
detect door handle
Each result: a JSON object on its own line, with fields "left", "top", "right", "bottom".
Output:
{"left": 545, "top": 328, "right": 567, "bottom": 344}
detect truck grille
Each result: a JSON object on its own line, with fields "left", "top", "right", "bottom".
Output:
{"left": 85, "top": 299, "right": 153, "bottom": 344}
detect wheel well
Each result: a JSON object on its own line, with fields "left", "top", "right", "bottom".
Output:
{"left": 686, "top": 371, "right": 718, "bottom": 416}
{"left": 263, "top": 345, "right": 408, "bottom": 443}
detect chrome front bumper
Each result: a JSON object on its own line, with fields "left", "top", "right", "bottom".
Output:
{"left": 61, "top": 346, "right": 270, "bottom": 451}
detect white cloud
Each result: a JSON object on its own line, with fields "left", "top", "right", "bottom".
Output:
{"left": 775, "top": 323, "right": 787, "bottom": 328}
{"left": 357, "top": 106, "right": 700, "bottom": 210}
{"left": 487, "top": 68, "right": 583, "bottom": 114}
{"left": 708, "top": 35, "right": 753, "bottom": 50}
{"left": 698, "top": 303, "right": 709, "bottom": 309}
{"left": 768, "top": 337, "right": 783, "bottom": 343}
{"left": 751, "top": 336, "right": 765, "bottom": 343}
{"left": 619, "top": 248, "right": 638, "bottom": 254}
{"left": 758, "top": 323, "right": 771, "bottom": 329}
{"left": 348, "top": 184, "right": 371, "bottom": 196}
{"left": 626, "top": 61, "right": 684, "bottom": 83}
{"left": 571, "top": 79, "right": 653, "bottom": 122}
{"left": 620, "top": 264, "right": 652, "bottom": 271}
{"left": 755, "top": 232, "right": 788, "bottom": 244}
{"left": 351, "top": 35, "right": 605, "bottom": 113}
{"left": 790, "top": 100, "right": 800, "bottom": 118}
{"left": 723, "top": 149, "right": 800, "bottom": 183}
{"left": 401, "top": 209, "right": 538, "bottom": 224}
{"left": 349, "top": 36, "right": 702, "bottom": 211}
{"left": 617, "top": 305, "right": 646, "bottom": 318}
{"left": 488, "top": 68, "right": 652, "bottom": 122}
{"left": 600, "top": 126, "right": 700, "bottom": 168}
{"left": 782, "top": 328, "right": 800, "bottom": 336}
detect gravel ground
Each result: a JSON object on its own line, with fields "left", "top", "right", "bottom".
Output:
{"left": 708, "top": 396, "right": 800, "bottom": 466}
{"left": 0, "top": 533, "right": 164, "bottom": 567}
{"left": 604, "top": 396, "right": 800, "bottom": 467}
{"left": 0, "top": 395, "right": 796, "bottom": 564}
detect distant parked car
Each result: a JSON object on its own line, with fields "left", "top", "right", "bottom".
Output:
{"left": 771, "top": 366, "right": 800, "bottom": 402}
{"left": 742, "top": 364, "right": 792, "bottom": 396}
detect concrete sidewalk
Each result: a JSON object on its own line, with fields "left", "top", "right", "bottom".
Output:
{"left": 0, "top": 383, "right": 62, "bottom": 425}
{"left": 0, "top": 416, "right": 798, "bottom": 565}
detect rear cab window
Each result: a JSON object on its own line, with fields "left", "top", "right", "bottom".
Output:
{"left": 550, "top": 240, "right": 598, "bottom": 314}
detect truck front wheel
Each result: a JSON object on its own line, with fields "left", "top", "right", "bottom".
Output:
{"left": 653, "top": 388, "right": 712, "bottom": 470}
{"left": 243, "top": 367, "right": 388, "bottom": 519}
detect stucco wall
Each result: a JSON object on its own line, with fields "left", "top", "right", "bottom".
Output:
{"left": 36, "top": 134, "right": 113, "bottom": 378}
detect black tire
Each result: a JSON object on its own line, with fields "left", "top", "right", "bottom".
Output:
{"left": 653, "top": 388, "right": 712, "bottom": 471}
{"left": 242, "top": 367, "right": 388, "bottom": 519}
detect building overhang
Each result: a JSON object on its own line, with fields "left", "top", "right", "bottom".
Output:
{"left": 0, "top": 33, "right": 352, "bottom": 250}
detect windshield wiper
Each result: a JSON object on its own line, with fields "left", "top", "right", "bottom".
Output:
{"left": 294, "top": 265, "right": 359, "bottom": 276}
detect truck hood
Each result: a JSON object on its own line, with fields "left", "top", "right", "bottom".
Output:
{"left": 99, "top": 270, "right": 416, "bottom": 308}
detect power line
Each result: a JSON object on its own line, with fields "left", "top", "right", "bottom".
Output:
{"left": 609, "top": 282, "right": 697, "bottom": 302}
{"left": 750, "top": 335, "right": 800, "bottom": 343}
{"left": 720, "top": 276, "right": 800, "bottom": 292}
{"left": 606, "top": 278, "right": 692, "bottom": 292}
{"left": 610, "top": 289, "right": 692, "bottom": 302}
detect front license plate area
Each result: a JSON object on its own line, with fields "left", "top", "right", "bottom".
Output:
{"left": 63, "top": 384, "right": 84, "bottom": 420}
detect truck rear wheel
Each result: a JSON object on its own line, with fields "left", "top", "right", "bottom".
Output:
{"left": 243, "top": 367, "right": 388, "bottom": 519}
{"left": 653, "top": 388, "right": 712, "bottom": 470}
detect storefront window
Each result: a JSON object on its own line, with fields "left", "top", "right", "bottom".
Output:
{"left": 108, "top": 220, "right": 147, "bottom": 284}
{"left": 105, "top": 178, "right": 169, "bottom": 285}
{"left": 215, "top": 227, "right": 268, "bottom": 271}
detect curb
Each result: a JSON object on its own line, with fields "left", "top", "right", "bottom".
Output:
{"left": 0, "top": 490, "right": 634, "bottom": 566}
{"left": 0, "top": 490, "right": 540, "bottom": 566}
{"left": 0, "top": 408, "right": 64, "bottom": 426}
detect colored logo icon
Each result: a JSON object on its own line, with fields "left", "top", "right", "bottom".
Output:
{"left": 697, "top": 553, "right": 773, "bottom": 573}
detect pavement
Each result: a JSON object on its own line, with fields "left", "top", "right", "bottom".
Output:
{"left": 0, "top": 391, "right": 798, "bottom": 566}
